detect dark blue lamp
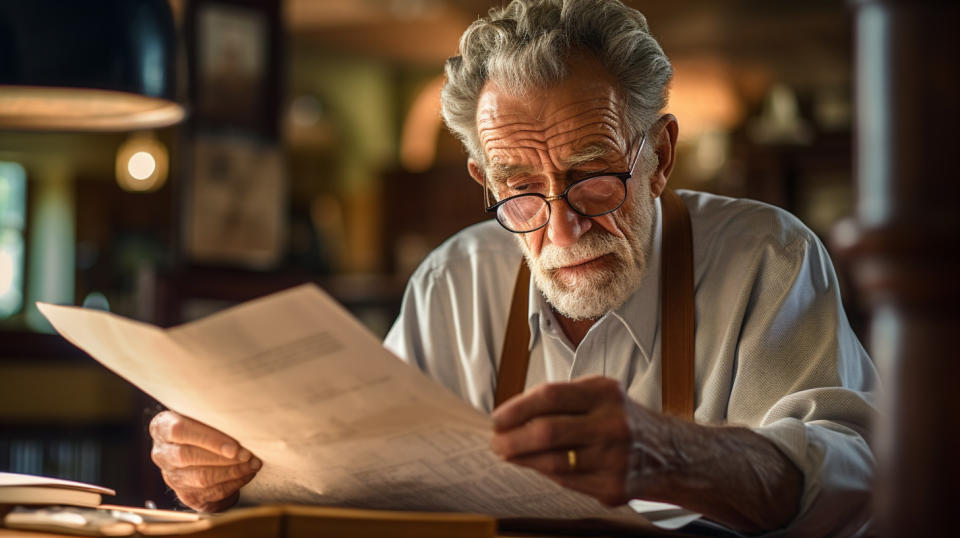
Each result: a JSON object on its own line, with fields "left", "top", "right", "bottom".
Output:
{"left": 0, "top": 0, "right": 185, "bottom": 130}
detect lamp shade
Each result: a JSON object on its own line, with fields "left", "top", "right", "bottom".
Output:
{"left": 0, "top": 0, "right": 185, "bottom": 131}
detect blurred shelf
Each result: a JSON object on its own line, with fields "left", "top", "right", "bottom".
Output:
{"left": 0, "top": 331, "right": 91, "bottom": 361}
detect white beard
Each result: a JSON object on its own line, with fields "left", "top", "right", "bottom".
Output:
{"left": 516, "top": 179, "right": 655, "bottom": 321}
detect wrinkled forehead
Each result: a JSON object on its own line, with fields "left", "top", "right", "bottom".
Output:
{"left": 474, "top": 64, "right": 630, "bottom": 168}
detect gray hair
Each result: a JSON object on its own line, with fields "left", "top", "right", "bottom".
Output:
{"left": 441, "top": 0, "right": 673, "bottom": 164}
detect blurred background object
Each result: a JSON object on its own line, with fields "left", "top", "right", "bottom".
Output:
{"left": 0, "top": 0, "right": 183, "bottom": 131}
{"left": 1, "top": 0, "right": 881, "bottom": 510}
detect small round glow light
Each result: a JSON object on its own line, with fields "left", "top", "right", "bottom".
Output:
{"left": 115, "top": 133, "right": 169, "bottom": 192}
{"left": 127, "top": 151, "right": 157, "bottom": 180}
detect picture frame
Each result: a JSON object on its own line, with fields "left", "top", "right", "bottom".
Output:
{"left": 185, "top": 0, "right": 282, "bottom": 139}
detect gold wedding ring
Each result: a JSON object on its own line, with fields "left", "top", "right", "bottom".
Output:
{"left": 567, "top": 449, "right": 577, "bottom": 471}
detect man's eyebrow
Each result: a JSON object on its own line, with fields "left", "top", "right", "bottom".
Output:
{"left": 485, "top": 143, "right": 616, "bottom": 183}
{"left": 559, "top": 143, "right": 616, "bottom": 168}
{"left": 487, "top": 163, "right": 536, "bottom": 183}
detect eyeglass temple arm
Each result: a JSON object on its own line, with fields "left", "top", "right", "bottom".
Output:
{"left": 483, "top": 173, "right": 492, "bottom": 210}
{"left": 628, "top": 132, "right": 647, "bottom": 176}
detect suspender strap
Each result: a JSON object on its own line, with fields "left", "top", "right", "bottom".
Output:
{"left": 659, "top": 188, "right": 695, "bottom": 421}
{"left": 494, "top": 262, "right": 531, "bottom": 408}
{"left": 494, "top": 189, "right": 695, "bottom": 421}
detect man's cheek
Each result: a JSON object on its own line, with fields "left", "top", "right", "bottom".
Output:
{"left": 593, "top": 215, "right": 626, "bottom": 239}
{"left": 524, "top": 229, "right": 547, "bottom": 256}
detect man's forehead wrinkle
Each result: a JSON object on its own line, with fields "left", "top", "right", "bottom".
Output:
{"left": 537, "top": 107, "right": 623, "bottom": 146}
{"left": 479, "top": 125, "right": 550, "bottom": 147}
{"left": 544, "top": 128, "right": 622, "bottom": 157}
{"left": 477, "top": 94, "right": 620, "bottom": 131}
{"left": 479, "top": 112, "right": 622, "bottom": 153}
{"left": 541, "top": 96, "right": 621, "bottom": 123}
{"left": 478, "top": 118, "right": 549, "bottom": 148}
{"left": 483, "top": 135, "right": 551, "bottom": 156}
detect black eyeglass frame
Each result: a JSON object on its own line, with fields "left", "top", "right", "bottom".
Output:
{"left": 483, "top": 133, "right": 647, "bottom": 233}
{"left": 483, "top": 132, "right": 647, "bottom": 233}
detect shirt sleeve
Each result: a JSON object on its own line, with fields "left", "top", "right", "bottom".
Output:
{"left": 726, "top": 227, "right": 879, "bottom": 536}
{"left": 382, "top": 258, "right": 499, "bottom": 409}
{"left": 383, "top": 262, "right": 450, "bottom": 371}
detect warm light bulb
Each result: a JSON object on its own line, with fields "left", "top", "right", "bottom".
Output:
{"left": 115, "top": 133, "right": 168, "bottom": 192}
{"left": 128, "top": 151, "right": 157, "bottom": 180}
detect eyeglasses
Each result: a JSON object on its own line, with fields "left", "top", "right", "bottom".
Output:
{"left": 483, "top": 133, "right": 646, "bottom": 234}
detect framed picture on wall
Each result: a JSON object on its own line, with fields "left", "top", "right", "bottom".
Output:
{"left": 186, "top": 0, "right": 282, "bottom": 138}
{"left": 183, "top": 0, "right": 284, "bottom": 267}
{"left": 185, "top": 134, "right": 285, "bottom": 267}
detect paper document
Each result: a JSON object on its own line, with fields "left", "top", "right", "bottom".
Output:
{"left": 39, "top": 284, "right": 698, "bottom": 526}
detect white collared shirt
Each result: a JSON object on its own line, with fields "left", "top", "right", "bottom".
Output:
{"left": 384, "top": 190, "right": 878, "bottom": 536}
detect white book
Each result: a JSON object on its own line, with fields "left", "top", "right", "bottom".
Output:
{"left": 0, "top": 472, "right": 114, "bottom": 507}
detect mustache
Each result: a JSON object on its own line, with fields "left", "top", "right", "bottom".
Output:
{"left": 536, "top": 230, "right": 624, "bottom": 271}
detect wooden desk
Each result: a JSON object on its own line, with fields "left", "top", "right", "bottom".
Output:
{"left": 0, "top": 504, "right": 706, "bottom": 537}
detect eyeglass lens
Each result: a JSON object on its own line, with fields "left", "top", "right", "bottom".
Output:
{"left": 496, "top": 175, "right": 626, "bottom": 232}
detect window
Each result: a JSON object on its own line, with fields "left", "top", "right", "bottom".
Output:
{"left": 0, "top": 162, "right": 27, "bottom": 319}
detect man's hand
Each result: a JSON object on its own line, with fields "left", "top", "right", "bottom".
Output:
{"left": 490, "top": 376, "right": 802, "bottom": 533}
{"left": 149, "top": 410, "right": 261, "bottom": 512}
{"left": 490, "top": 376, "right": 654, "bottom": 505}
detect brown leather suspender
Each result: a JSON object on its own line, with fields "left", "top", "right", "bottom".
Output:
{"left": 493, "top": 188, "right": 696, "bottom": 420}
{"left": 658, "top": 188, "right": 695, "bottom": 420}
{"left": 493, "top": 263, "right": 531, "bottom": 408}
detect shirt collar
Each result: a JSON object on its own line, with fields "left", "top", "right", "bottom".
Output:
{"left": 526, "top": 196, "right": 663, "bottom": 359}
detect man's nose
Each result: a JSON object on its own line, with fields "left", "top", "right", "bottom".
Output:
{"left": 546, "top": 199, "right": 591, "bottom": 247}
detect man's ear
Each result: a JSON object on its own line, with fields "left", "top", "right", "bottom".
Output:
{"left": 467, "top": 158, "right": 485, "bottom": 187}
{"left": 647, "top": 113, "right": 679, "bottom": 198}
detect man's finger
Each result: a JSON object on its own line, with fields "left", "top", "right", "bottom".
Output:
{"left": 490, "top": 415, "right": 590, "bottom": 458}
{"left": 152, "top": 441, "right": 251, "bottom": 469}
{"left": 504, "top": 444, "right": 628, "bottom": 475}
{"left": 492, "top": 377, "right": 621, "bottom": 431}
{"left": 163, "top": 459, "right": 262, "bottom": 489}
{"left": 151, "top": 411, "right": 245, "bottom": 459}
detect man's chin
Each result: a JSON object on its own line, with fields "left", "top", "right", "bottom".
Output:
{"left": 538, "top": 270, "right": 623, "bottom": 321}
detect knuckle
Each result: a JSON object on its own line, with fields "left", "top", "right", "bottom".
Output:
{"left": 539, "top": 383, "right": 563, "bottom": 407}
{"left": 601, "top": 416, "right": 631, "bottom": 442}
{"left": 199, "top": 466, "right": 220, "bottom": 486}
{"left": 149, "top": 411, "right": 171, "bottom": 440}
{"left": 160, "top": 470, "right": 176, "bottom": 489}
{"left": 532, "top": 420, "right": 558, "bottom": 447}
{"left": 166, "top": 468, "right": 191, "bottom": 488}
{"left": 175, "top": 468, "right": 205, "bottom": 488}
{"left": 223, "top": 464, "right": 242, "bottom": 481}
{"left": 150, "top": 443, "right": 170, "bottom": 469}
{"left": 168, "top": 444, "right": 189, "bottom": 467}
{"left": 168, "top": 417, "right": 187, "bottom": 440}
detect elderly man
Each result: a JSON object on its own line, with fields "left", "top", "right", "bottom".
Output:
{"left": 150, "top": 0, "right": 877, "bottom": 534}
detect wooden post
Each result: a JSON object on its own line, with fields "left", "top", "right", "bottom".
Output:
{"left": 843, "top": 0, "right": 959, "bottom": 534}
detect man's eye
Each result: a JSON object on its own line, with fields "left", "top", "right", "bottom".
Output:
{"left": 510, "top": 182, "right": 542, "bottom": 193}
